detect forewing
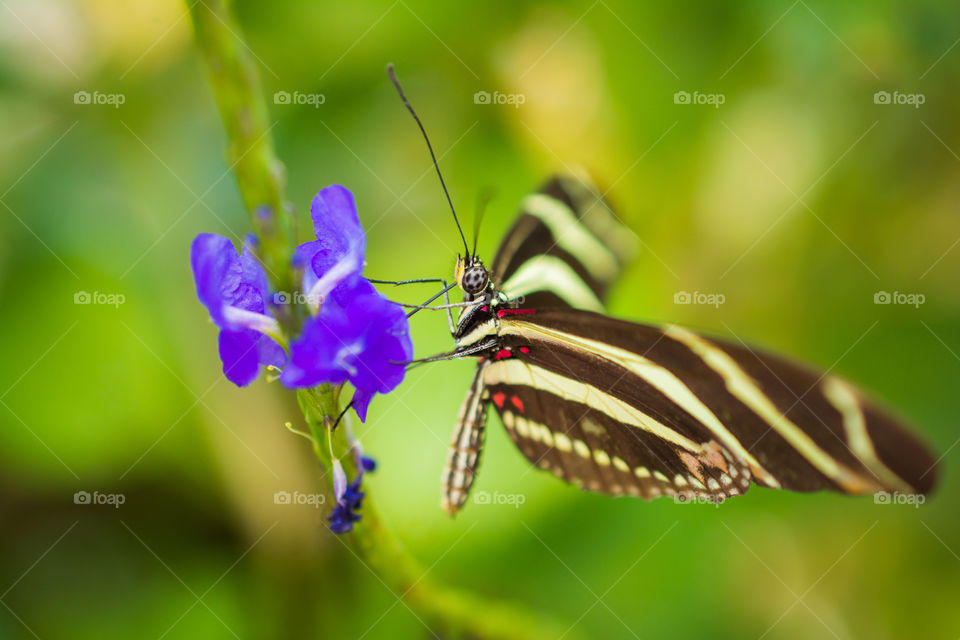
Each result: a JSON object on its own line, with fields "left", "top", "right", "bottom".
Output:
{"left": 491, "top": 174, "right": 636, "bottom": 311}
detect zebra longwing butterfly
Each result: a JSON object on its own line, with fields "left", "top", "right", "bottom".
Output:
{"left": 385, "top": 66, "right": 939, "bottom": 516}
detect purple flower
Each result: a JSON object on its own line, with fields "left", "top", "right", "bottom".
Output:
{"left": 328, "top": 452, "right": 375, "bottom": 534}
{"left": 189, "top": 184, "right": 412, "bottom": 420}
{"left": 292, "top": 185, "right": 367, "bottom": 312}
{"left": 280, "top": 279, "right": 412, "bottom": 421}
{"left": 280, "top": 186, "right": 412, "bottom": 421}
{"left": 329, "top": 478, "right": 365, "bottom": 534}
{"left": 190, "top": 234, "right": 286, "bottom": 386}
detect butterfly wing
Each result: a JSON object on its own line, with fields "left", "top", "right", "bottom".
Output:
{"left": 485, "top": 309, "right": 938, "bottom": 500}
{"left": 490, "top": 173, "right": 636, "bottom": 311}
{"left": 442, "top": 362, "right": 489, "bottom": 514}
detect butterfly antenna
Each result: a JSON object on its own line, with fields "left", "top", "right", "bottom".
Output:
{"left": 472, "top": 186, "right": 495, "bottom": 258}
{"left": 386, "top": 63, "right": 470, "bottom": 258}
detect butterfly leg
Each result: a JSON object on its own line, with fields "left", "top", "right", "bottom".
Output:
{"left": 369, "top": 277, "right": 448, "bottom": 286}
{"left": 369, "top": 277, "right": 460, "bottom": 334}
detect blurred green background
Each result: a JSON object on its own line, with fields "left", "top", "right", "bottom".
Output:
{"left": 1, "top": 1, "right": 958, "bottom": 638}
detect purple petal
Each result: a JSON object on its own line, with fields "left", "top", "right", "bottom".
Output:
{"left": 351, "top": 388, "right": 374, "bottom": 423}
{"left": 237, "top": 242, "right": 270, "bottom": 313}
{"left": 257, "top": 334, "right": 287, "bottom": 369}
{"left": 332, "top": 459, "right": 347, "bottom": 503}
{"left": 218, "top": 329, "right": 262, "bottom": 387}
{"left": 279, "top": 306, "right": 353, "bottom": 388}
{"left": 347, "top": 292, "right": 412, "bottom": 395}
{"left": 192, "top": 233, "right": 275, "bottom": 332}
{"left": 310, "top": 185, "right": 365, "bottom": 252}
{"left": 299, "top": 186, "right": 367, "bottom": 303}
{"left": 192, "top": 233, "right": 284, "bottom": 386}
{"left": 191, "top": 233, "right": 236, "bottom": 328}
{"left": 292, "top": 240, "right": 323, "bottom": 298}
{"left": 280, "top": 277, "right": 411, "bottom": 418}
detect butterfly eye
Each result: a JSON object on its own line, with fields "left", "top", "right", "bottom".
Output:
{"left": 461, "top": 265, "right": 489, "bottom": 294}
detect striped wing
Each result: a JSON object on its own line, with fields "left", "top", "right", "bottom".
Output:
{"left": 485, "top": 309, "right": 938, "bottom": 500}
{"left": 491, "top": 173, "right": 636, "bottom": 311}
{"left": 442, "top": 363, "right": 489, "bottom": 515}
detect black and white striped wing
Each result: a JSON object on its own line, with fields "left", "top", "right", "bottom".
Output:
{"left": 491, "top": 173, "right": 636, "bottom": 311}
{"left": 486, "top": 309, "right": 938, "bottom": 501}
{"left": 442, "top": 362, "right": 489, "bottom": 514}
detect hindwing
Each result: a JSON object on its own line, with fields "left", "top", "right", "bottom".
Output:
{"left": 483, "top": 309, "right": 937, "bottom": 500}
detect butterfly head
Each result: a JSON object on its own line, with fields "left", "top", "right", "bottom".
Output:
{"left": 455, "top": 255, "right": 490, "bottom": 296}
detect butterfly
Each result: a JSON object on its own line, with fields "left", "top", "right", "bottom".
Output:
{"left": 384, "top": 65, "right": 939, "bottom": 516}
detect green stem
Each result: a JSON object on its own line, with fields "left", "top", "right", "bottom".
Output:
{"left": 189, "top": 2, "right": 579, "bottom": 638}
{"left": 297, "top": 388, "right": 575, "bottom": 640}
{"left": 188, "top": 0, "right": 296, "bottom": 296}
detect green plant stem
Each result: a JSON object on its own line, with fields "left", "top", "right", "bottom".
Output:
{"left": 297, "top": 388, "right": 575, "bottom": 640}
{"left": 188, "top": 0, "right": 296, "bottom": 296}
{"left": 189, "top": 2, "right": 579, "bottom": 638}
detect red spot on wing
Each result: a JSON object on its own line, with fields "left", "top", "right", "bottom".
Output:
{"left": 492, "top": 392, "right": 506, "bottom": 409}
{"left": 519, "top": 346, "right": 530, "bottom": 354}
{"left": 510, "top": 396, "right": 524, "bottom": 412}
{"left": 493, "top": 349, "right": 513, "bottom": 360}
{"left": 497, "top": 308, "right": 536, "bottom": 318}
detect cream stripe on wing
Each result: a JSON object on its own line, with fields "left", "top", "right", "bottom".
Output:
{"left": 561, "top": 169, "right": 638, "bottom": 261}
{"left": 821, "top": 376, "right": 912, "bottom": 493}
{"left": 663, "top": 325, "right": 882, "bottom": 494}
{"left": 500, "top": 320, "right": 781, "bottom": 487}
{"left": 522, "top": 194, "right": 619, "bottom": 281}
{"left": 484, "top": 358, "right": 702, "bottom": 453}
{"left": 501, "top": 256, "right": 604, "bottom": 311}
